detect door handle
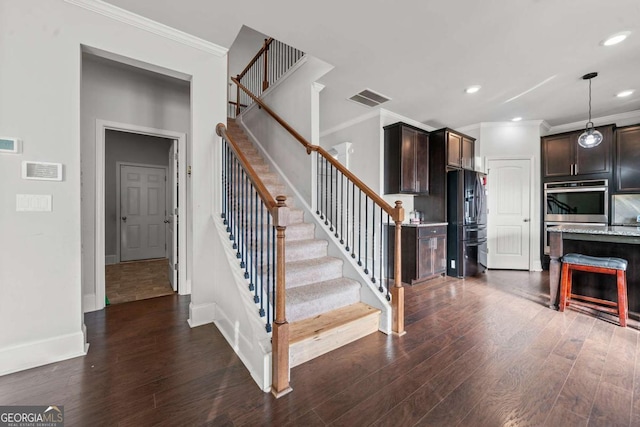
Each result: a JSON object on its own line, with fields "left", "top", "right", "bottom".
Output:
{"left": 164, "top": 220, "right": 170, "bottom": 224}
{"left": 523, "top": 218, "right": 530, "bottom": 222}
{"left": 121, "top": 216, "right": 127, "bottom": 222}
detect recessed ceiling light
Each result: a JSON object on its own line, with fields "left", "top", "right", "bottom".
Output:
{"left": 512, "top": 117, "right": 522, "bottom": 122}
{"left": 465, "top": 85, "right": 481, "bottom": 94}
{"left": 602, "top": 31, "right": 631, "bottom": 46}
{"left": 616, "top": 89, "right": 635, "bottom": 98}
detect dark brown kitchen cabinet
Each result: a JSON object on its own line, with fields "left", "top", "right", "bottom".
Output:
{"left": 542, "top": 125, "right": 614, "bottom": 178}
{"left": 384, "top": 122, "right": 429, "bottom": 194}
{"left": 431, "top": 128, "right": 475, "bottom": 170}
{"left": 389, "top": 224, "right": 447, "bottom": 284}
{"left": 615, "top": 125, "right": 640, "bottom": 192}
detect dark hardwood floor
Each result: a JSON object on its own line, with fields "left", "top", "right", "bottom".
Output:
{"left": 2, "top": 270, "right": 639, "bottom": 426}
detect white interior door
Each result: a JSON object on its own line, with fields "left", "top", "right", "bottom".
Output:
{"left": 120, "top": 165, "right": 167, "bottom": 262}
{"left": 487, "top": 158, "right": 531, "bottom": 270}
{"left": 167, "top": 142, "right": 178, "bottom": 291}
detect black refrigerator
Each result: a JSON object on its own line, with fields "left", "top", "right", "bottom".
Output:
{"left": 446, "top": 169, "right": 487, "bottom": 278}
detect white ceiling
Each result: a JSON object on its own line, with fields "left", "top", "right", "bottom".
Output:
{"left": 105, "top": 0, "right": 640, "bottom": 131}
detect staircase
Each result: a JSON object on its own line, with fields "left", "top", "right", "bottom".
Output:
{"left": 226, "top": 119, "right": 381, "bottom": 366}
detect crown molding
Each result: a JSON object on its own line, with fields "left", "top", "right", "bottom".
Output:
{"left": 479, "top": 120, "right": 544, "bottom": 129}
{"left": 64, "top": 0, "right": 227, "bottom": 57}
{"left": 319, "top": 108, "right": 437, "bottom": 139}
{"left": 312, "top": 82, "right": 326, "bottom": 92}
{"left": 455, "top": 123, "right": 481, "bottom": 134}
{"left": 546, "top": 109, "right": 640, "bottom": 135}
{"left": 379, "top": 109, "right": 436, "bottom": 132}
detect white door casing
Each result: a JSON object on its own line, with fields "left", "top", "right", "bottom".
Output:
{"left": 94, "top": 120, "right": 188, "bottom": 313}
{"left": 120, "top": 164, "right": 167, "bottom": 261}
{"left": 487, "top": 158, "right": 531, "bottom": 270}
{"left": 167, "top": 141, "right": 178, "bottom": 291}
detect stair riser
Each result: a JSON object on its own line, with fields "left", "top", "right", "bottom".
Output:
{"left": 286, "top": 241, "right": 327, "bottom": 262}
{"left": 286, "top": 260, "right": 343, "bottom": 289}
{"left": 289, "top": 310, "right": 380, "bottom": 367}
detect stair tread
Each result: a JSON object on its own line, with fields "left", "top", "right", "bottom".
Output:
{"left": 289, "top": 302, "right": 380, "bottom": 344}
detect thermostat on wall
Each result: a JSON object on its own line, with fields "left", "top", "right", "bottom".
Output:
{"left": 22, "top": 161, "right": 63, "bottom": 181}
{"left": 0, "top": 137, "right": 21, "bottom": 154}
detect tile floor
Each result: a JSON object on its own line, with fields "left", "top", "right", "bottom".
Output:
{"left": 105, "top": 258, "right": 174, "bottom": 304}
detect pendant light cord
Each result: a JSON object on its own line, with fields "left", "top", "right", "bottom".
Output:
{"left": 587, "top": 77, "right": 593, "bottom": 129}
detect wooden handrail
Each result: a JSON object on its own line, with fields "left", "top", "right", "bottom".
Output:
{"left": 232, "top": 76, "right": 312, "bottom": 151}
{"left": 237, "top": 38, "right": 274, "bottom": 80}
{"left": 231, "top": 76, "right": 403, "bottom": 222}
{"left": 216, "top": 123, "right": 283, "bottom": 217}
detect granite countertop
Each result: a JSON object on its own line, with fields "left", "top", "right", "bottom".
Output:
{"left": 548, "top": 224, "right": 640, "bottom": 237}
{"left": 400, "top": 221, "right": 448, "bottom": 228}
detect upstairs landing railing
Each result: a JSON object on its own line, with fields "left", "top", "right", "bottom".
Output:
{"left": 232, "top": 37, "right": 305, "bottom": 117}
{"left": 231, "top": 76, "right": 406, "bottom": 335}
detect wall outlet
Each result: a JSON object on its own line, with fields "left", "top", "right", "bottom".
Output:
{"left": 451, "top": 260, "right": 456, "bottom": 269}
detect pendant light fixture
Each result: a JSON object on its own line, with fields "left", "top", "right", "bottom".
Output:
{"left": 577, "top": 72, "right": 603, "bottom": 148}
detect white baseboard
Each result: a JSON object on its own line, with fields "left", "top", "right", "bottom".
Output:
{"left": 105, "top": 255, "right": 117, "bottom": 265}
{"left": 214, "top": 305, "right": 272, "bottom": 392}
{"left": 0, "top": 331, "right": 87, "bottom": 377}
{"left": 531, "top": 260, "right": 543, "bottom": 272}
{"left": 187, "top": 301, "right": 216, "bottom": 327}
{"left": 83, "top": 293, "right": 98, "bottom": 313}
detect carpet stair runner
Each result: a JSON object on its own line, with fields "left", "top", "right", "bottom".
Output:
{"left": 226, "top": 119, "right": 380, "bottom": 365}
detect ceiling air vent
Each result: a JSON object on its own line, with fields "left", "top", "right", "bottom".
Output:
{"left": 348, "top": 89, "right": 391, "bottom": 107}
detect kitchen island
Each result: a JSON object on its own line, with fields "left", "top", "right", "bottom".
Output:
{"left": 548, "top": 224, "right": 640, "bottom": 318}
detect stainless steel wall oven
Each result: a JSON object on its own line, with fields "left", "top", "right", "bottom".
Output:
{"left": 544, "top": 179, "right": 608, "bottom": 223}
{"left": 543, "top": 179, "right": 608, "bottom": 254}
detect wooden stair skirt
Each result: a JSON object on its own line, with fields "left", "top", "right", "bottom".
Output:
{"left": 289, "top": 302, "right": 380, "bottom": 368}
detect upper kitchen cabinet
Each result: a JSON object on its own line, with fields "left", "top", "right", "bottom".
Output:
{"left": 542, "top": 125, "right": 614, "bottom": 179}
{"left": 431, "top": 128, "right": 475, "bottom": 170}
{"left": 384, "top": 122, "right": 429, "bottom": 194}
{"left": 615, "top": 125, "right": 640, "bottom": 192}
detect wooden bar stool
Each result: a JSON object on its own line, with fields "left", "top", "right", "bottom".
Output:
{"left": 559, "top": 253, "right": 628, "bottom": 327}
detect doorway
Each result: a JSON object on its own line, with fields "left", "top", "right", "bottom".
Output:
{"left": 486, "top": 157, "right": 532, "bottom": 270}
{"left": 95, "top": 121, "right": 188, "bottom": 310}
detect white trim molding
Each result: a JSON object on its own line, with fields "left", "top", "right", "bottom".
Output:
{"left": 64, "top": 0, "right": 227, "bottom": 56}
{"left": 545, "top": 109, "right": 640, "bottom": 135}
{"left": 188, "top": 302, "right": 217, "bottom": 328}
{"left": 0, "top": 332, "right": 87, "bottom": 377}
{"left": 92, "top": 119, "right": 188, "bottom": 313}
{"left": 320, "top": 108, "right": 435, "bottom": 139}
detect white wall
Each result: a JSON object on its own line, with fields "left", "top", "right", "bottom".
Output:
{"left": 241, "top": 56, "right": 333, "bottom": 205}
{"left": 0, "top": 0, "right": 227, "bottom": 375}
{"left": 104, "top": 131, "right": 173, "bottom": 258}
{"left": 82, "top": 55, "right": 189, "bottom": 291}
{"left": 475, "top": 121, "right": 544, "bottom": 271}
{"left": 320, "top": 109, "right": 436, "bottom": 218}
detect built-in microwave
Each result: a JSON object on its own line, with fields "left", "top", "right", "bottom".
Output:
{"left": 544, "top": 179, "right": 608, "bottom": 223}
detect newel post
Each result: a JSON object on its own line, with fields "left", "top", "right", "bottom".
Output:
{"left": 235, "top": 75, "right": 241, "bottom": 116}
{"left": 271, "top": 195, "right": 292, "bottom": 397}
{"left": 392, "top": 200, "right": 406, "bottom": 336}
{"left": 262, "top": 38, "right": 270, "bottom": 91}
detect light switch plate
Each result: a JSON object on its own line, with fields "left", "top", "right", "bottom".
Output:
{"left": 16, "top": 194, "right": 52, "bottom": 212}
{"left": 636, "top": 214, "right": 640, "bottom": 223}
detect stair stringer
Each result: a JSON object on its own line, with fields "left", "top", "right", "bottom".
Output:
{"left": 212, "top": 218, "right": 273, "bottom": 392}
{"left": 237, "top": 119, "right": 393, "bottom": 334}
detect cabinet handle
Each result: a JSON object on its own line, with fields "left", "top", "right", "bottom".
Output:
{"left": 575, "top": 164, "right": 578, "bottom": 175}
